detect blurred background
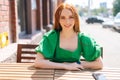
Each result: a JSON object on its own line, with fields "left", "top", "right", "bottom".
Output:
{"left": 0, "top": 0, "right": 120, "bottom": 68}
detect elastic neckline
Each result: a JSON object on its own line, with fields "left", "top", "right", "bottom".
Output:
{"left": 58, "top": 32, "right": 80, "bottom": 52}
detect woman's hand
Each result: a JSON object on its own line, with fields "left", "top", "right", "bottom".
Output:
{"left": 64, "top": 62, "right": 84, "bottom": 71}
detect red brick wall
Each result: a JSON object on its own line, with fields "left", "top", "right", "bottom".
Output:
{"left": 0, "top": 0, "right": 9, "bottom": 33}
{"left": 9, "top": 0, "right": 17, "bottom": 43}
{"left": 0, "top": 0, "right": 18, "bottom": 44}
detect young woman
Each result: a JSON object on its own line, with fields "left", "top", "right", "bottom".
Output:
{"left": 34, "top": 3, "right": 103, "bottom": 70}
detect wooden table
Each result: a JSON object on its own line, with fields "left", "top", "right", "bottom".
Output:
{"left": 0, "top": 63, "right": 120, "bottom": 80}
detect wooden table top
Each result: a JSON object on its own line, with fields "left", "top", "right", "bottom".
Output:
{"left": 0, "top": 63, "right": 120, "bottom": 80}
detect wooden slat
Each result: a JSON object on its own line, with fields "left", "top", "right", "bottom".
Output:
{"left": 21, "top": 51, "right": 36, "bottom": 54}
{"left": 0, "top": 71, "right": 53, "bottom": 75}
{"left": 21, "top": 57, "right": 35, "bottom": 59}
{"left": 55, "top": 77, "right": 93, "bottom": 80}
{"left": 0, "top": 77, "right": 53, "bottom": 80}
{"left": 21, "top": 45, "right": 38, "bottom": 48}
{"left": 0, "top": 74, "right": 53, "bottom": 78}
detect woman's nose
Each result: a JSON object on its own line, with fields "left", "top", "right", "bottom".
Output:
{"left": 65, "top": 19, "right": 70, "bottom": 24}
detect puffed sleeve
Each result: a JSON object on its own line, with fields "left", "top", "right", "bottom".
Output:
{"left": 79, "top": 33, "right": 101, "bottom": 61}
{"left": 35, "top": 30, "right": 58, "bottom": 59}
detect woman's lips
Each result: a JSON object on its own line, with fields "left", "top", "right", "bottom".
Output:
{"left": 64, "top": 25, "right": 71, "bottom": 28}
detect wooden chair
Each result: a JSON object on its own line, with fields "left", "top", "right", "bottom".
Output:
{"left": 101, "top": 47, "right": 103, "bottom": 58}
{"left": 17, "top": 44, "right": 38, "bottom": 63}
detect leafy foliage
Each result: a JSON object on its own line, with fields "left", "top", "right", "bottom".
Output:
{"left": 113, "top": 0, "right": 120, "bottom": 16}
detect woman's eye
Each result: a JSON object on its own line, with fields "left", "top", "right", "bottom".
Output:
{"left": 69, "top": 16, "right": 74, "bottom": 19}
{"left": 60, "top": 16, "right": 74, "bottom": 20}
{"left": 60, "top": 16, "right": 65, "bottom": 19}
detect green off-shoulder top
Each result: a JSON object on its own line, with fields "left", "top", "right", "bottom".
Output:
{"left": 35, "top": 30, "right": 101, "bottom": 62}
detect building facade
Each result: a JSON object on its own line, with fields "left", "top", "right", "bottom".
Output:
{"left": 0, "top": 0, "right": 65, "bottom": 48}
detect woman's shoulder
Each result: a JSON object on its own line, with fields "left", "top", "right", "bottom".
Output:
{"left": 78, "top": 32, "right": 92, "bottom": 40}
{"left": 78, "top": 32, "right": 95, "bottom": 45}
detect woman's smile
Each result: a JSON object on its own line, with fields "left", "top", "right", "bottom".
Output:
{"left": 64, "top": 24, "right": 72, "bottom": 28}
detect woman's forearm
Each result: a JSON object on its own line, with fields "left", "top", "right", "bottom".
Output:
{"left": 81, "top": 58, "right": 103, "bottom": 69}
{"left": 34, "top": 59, "right": 67, "bottom": 69}
{"left": 34, "top": 59, "right": 84, "bottom": 70}
{"left": 34, "top": 58, "right": 103, "bottom": 70}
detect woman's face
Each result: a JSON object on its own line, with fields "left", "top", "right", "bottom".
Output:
{"left": 59, "top": 9, "right": 75, "bottom": 31}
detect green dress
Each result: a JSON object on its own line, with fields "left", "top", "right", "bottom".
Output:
{"left": 35, "top": 30, "right": 101, "bottom": 63}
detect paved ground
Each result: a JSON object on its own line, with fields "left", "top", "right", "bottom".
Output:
{"left": 0, "top": 43, "right": 17, "bottom": 63}
{"left": 81, "top": 19, "right": 120, "bottom": 68}
{"left": 0, "top": 32, "right": 43, "bottom": 63}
